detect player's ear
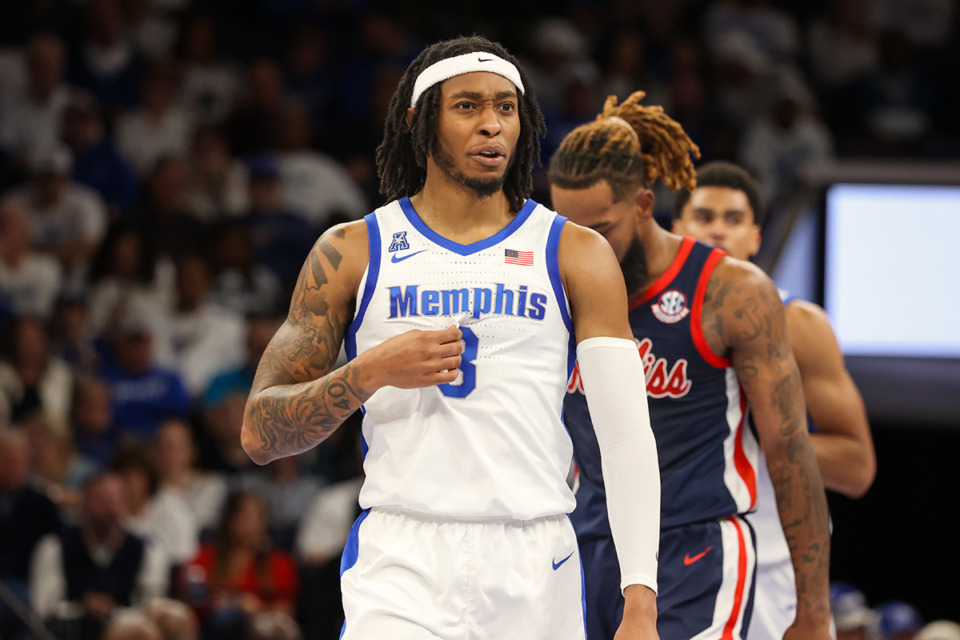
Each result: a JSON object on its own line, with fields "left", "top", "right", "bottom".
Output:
{"left": 634, "top": 187, "right": 655, "bottom": 219}
{"left": 405, "top": 107, "right": 415, "bottom": 126}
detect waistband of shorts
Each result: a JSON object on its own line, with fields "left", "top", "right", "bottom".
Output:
{"left": 370, "top": 506, "right": 568, "bottom": 528}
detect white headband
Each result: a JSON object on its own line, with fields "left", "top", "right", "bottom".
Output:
{"left": 410, "top": 52, "right": 525, "bottom": 108}
{"left": 606, "top": 116, "right": 640, "bottom": 144}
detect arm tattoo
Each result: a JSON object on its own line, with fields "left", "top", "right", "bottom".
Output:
{"left": 244, "top": 230, "right": 361, "bottom": 460}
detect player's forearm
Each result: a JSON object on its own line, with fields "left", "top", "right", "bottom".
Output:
{"left": 241, "top": 360, "right": 372, "bottom": 464}
{"left": 809, "top": 432, "right": 876, "bottom": 498}
{"left": 765, "top": 431, "right": 831, "bottom": 630}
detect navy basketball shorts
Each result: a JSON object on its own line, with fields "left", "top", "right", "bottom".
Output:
{"left": 339, "top": 507, "right": 587, "bottom": 640}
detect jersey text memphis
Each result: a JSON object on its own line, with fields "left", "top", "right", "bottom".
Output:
{"left": 345, "top": 197, "right": 576, "bottom": 520}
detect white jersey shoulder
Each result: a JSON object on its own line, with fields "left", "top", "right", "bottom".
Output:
{"left": 346, "top": 197, "right": 576, "bottom": 520}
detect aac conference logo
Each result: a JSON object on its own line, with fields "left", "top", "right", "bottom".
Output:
{"left": 652, "top": 289, "right": 690, "bottom": 324}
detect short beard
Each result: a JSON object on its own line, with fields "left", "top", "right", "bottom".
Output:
{"left": 431, "top": 138, "right": 507, "bottom": 199}
{"left": 620, "top": 236, "right": 649, "bottom": 297}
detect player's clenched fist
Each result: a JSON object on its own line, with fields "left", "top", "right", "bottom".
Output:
{"left": 361, "top": 326, "right": 464, "bottom": 390}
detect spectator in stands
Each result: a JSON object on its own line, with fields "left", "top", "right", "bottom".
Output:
{"left": 831, "top": 581, "right": 877, "bottom": 640}
{"left": 61, "top": 92, "right": 138, "bottom": 216}
{"left": 113, "top": 446, "right": 199, "bottom": 568}
{"left": 0, "top": 428, "right": 62, "bottom": 640}
{"left": 237, "top": 454, "right": 321, "bottom": 552}
{"left": 67, "top": 0, "right": 146, "bottom": 116}
{"left": 154, "top": 418, "right": 228, "bottom": 536}
{"left": 242, "top": 154, "right": 317, "bottom": 289}
{"left": 226, "top": 59, "right": 286, "bottom": 157}
{"left": 282, "top": 23, "right": 335, "bottom": 145}
{"left": 0, "top": 33, "right": 72, "bottom": 167}
{"left": 86, "top": 221, "right": 174, "bottom": 338}
{"left": 164, "top": 254, "right": 246, "bottom": 397}
{"left": 133, "top": 156, "right": 210, "bottom": 260}
{"left": 273, "top": 102, "right": 367, "bottom": 229}
{"left": 917, "top": 621, "right": 960, "bottom": 640}
{"left": 176, "top": 14, "right": 241, "bottom": 126}
{"left": 0, "top": 315, "right": 73, "bottom": 436}
{"left": 184, "top": 125, "right": 250, "bottom": 221}
{"left": 116, "top": 61, "right": 193, "bottom": 177}
{"left": 101, "top": 608, "right": 163, "bottom": 640}
{"left": 23, "top": 416, "right": 98, "bottom": 509}
{"left": 877, "top": 601, "right": 923, "bottom": 640}
{"left": 98, "top": 306, "right": 190, "bottom": 442}
{"left": 248, "top": 610, "right": 303, "bottom": 640}
{"left": 180, "top": 491, "right": 298, "bottom": 640}
{"left": 70, "top": 375, "right": 116, "bottom": 469}
{"left": 3, "top": 145, "right": 107, "bottom": 282}
{"left": 145, "top": 597, "right": 201, "bottom": 640}
{"left": 0, "top": 199, "right": 63, "bottom": 321}
{"left": 49, "top": 289, "right": 100, "bottom": 372}
{"left": 29, "top": 472, "right": 168, "bottom": 640}
{"left": 208, "top": 221, "right": 282, "bottom": 317}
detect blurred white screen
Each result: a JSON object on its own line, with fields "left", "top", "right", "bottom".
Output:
{"left": 825, "top": 184, "right": 960, "bottom": 358}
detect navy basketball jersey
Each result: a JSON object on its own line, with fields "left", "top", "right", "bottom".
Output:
{"left": 566, "top": 237, "right": 759, "bottom": 529}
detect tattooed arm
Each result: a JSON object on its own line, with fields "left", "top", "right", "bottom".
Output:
{"left": 701, "top": 258, "right": 831, "bottom": 640}
{"left": 241, "top": 222, "right": 464, "bottom": 465}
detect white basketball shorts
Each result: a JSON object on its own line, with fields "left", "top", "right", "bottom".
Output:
{"left": 339, "top": 507, "right": 586, "bottom": 640}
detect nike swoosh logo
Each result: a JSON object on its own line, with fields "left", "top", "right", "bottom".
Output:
{"left": 683, "top": 546, "right": 714, "bottom": 566}
{"left": 478, "top": 57, "right": 492, "bottom": 62}
{"left": 552, "top": 552, "right": 574, "bottom": 571}
{"left": 391, "top": 249, "right": 427, "bottom": 263}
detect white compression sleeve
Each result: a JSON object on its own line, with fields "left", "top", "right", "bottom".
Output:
{"left": 577, "top": 336, "right": 660, "bottom": 594}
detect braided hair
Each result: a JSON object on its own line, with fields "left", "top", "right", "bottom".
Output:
{"left": 376, "top": 35, "right": 546, "bottom": 213}
{"left": 548, "top": 91, "right": 700, "bottom": 201}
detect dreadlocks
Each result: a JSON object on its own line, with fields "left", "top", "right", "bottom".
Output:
{"left": 548, "top": 91, "right": 700, "bottom": 201}
{"left": 376, "top": 35, "right": 546, "bottom": 213}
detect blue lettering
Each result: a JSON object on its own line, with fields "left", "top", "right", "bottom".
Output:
{"left": 472, "top": 288, "right": 492, "bottom": 319}
{"left": 494, "top": 283, "right": 514, "bottom": 315}
{"left": 422, "top": 289, "right": 440, "bottom": 315}
{"left": 389, "top": 285, "right": 419, "bottom": 317}
{"left": 528, "top": 293, "right": 547, "bottom": 320}
{"left": 517, "top": 285, "right": 528, "bottom": 317}
{"left": 442, "top": 288, "right": 470, "bottom": 315}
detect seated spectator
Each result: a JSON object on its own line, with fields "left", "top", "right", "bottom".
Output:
{"left": 203, "top": 314, "right": 279, "bottom": 411}
{"left": 145, "top": 597, "right": 200, "bottom": 640}
{"left": 86, "top": 221, "right": 174, "bottom": 339}
{"left": 877, "top": 601, "right": 923, "bottom": 640}
{"left": 184, "top": 125, "right": 249, "bottom": 221}
{"left": 0, "top": 428, "right": 62, "bottom": 640}
{"left": 0, "top": 315, "right": 73, "bottom": 436}
{"left": 198, "top": 391, "right": 253, "bottom": 474}
{"left": 179, "top": 491, "right": 299, "bottom": 640}
{"left": 237, "top": 454, "right": 321, "bottom": 552}
{"left": 273, "top": 102, "right": 367, "bottom": 229}
{"left": 154, "top": 418, "right": 228, "bottom": 536}
{"left": 29, "top": 472, "right": 168, "bottom": 640}
{"left": 208, "top": 221, "right": 282, "bottom": 317}
{"left": 0, "top": 199, "right": 63, "bottom": 321}
{"left": 66, "top": 0, "right": 146, "bottom": 116}
{"left": 176, "top": 14, "right": 241, "bottom": 126}
{"left": 831, "top": 581, "right": 878, "bottom": 640}
{"left": 101, "top": 608, "right": 163, "bottom": 640}
{"left": 0, "top": 33, "right": 72, "bottom": 167}
{"left": 70, "top": 375, "right": 116, "bottom": 469}
{"left": 3, "top": 146, "right": 107, "bottom": 282}
{"left": 242, "top": 154, "right": 318, "bottom": 289}
{"left": 164, "top": 254, "right": 246, "bottom": 397}
{"left": 116, "top": 62, "right": 193, "bottom": 177}
{"left": 225, "top": 59, "right": 285, "bottom": 157}
{"left": 112, "top": 447, "right": 199, "bottom": 567}
{"left": 24, "top": 417, "right": 99, "bottom": 509}
{"left": 133, "top": 156, "right": 210, "bottom": 261}
{"left": 98, "top": 307, "right": 190, "bottom": 443}
{"left": 49, "top": 289, "right": 100, "bottom": 373}
{"left": 61, "top": 92, "right": 138, "bottom": 216}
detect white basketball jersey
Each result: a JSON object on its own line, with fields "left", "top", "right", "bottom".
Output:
{"left": 345, "top": 197, "right": 576, "bottom": 520}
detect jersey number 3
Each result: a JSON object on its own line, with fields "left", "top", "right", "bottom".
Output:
{"left": 438, "top": 327, "right": 478, "bottom": 398}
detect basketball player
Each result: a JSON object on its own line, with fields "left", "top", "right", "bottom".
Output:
{"left": 672, "top": 161, "right": 876, "bottom": 640}
{"left": 548, "top": 92, "right": 832, "bottom": 640}
{"left": 241, "top": 36, "right": 661, "bottom": 640}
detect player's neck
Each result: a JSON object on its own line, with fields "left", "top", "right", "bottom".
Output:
{"left": 640, "top": 225, "right": 685, "bottom": 292}
{"left": 411, "top": 174, "right": 514, "bottom": 244}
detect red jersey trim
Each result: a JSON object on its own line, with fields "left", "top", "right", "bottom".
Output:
{"left": 721, "top": 516, "right": 750, "bottom": 640}
{"left": 629, "top": 236, "right": 696, "bottom": 309}
{"left": 732, "top": 387, "right": 757, "bottom": 508}
{"left": 691, "top": 248, "right": 731, "bottom": 368}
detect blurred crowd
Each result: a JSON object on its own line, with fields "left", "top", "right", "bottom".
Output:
{"left": 831, "top": 583, "right": 960, "bottom": 640}
{"left": 1, "top": 1, "right": 958, "bottom": 639}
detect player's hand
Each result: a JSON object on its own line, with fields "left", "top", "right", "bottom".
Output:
{"left": 363, "top": 326, "right": 464, "bottom": 390}
{"left": 615, "top": 585, "right": 659, "bottom": 640}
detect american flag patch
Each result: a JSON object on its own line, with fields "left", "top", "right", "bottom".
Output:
{"left": 504, "top": 249, "right": 534, "bottom": 266}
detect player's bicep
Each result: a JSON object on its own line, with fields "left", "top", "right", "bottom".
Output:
{"left": 559, "top": 223, "right": 632, "bottom": 342}
{"left": 251, "top": 223, "right": 366, "bottom": 394}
